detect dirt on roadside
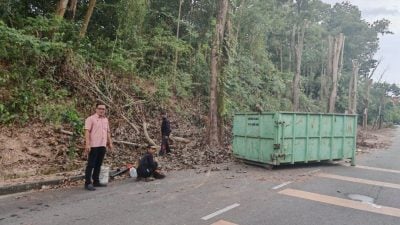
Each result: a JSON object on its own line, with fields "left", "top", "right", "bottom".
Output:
{"left": 0, "top": 123, "right": 396, "bottom": 187}
{"left": 356, "top": 127, "right": 396, "bottom": 153}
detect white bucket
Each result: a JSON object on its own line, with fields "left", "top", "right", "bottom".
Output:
{"left": 129, "top": 167, "right": 137, "bottom": 178}
{"left": 99, "top": 166, "right": 110, "bottom": 185}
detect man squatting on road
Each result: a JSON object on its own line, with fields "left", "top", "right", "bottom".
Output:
{"left": 84, "top": 103, "right": 113, "bottom": 191}
{"left": 137, "top": 145, "right": 165, "bottom": 181}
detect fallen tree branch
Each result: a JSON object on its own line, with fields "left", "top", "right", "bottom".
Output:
{"left": 113, "top": 140, "right": 144, "bottom": 147}
{"left": 55, "top": 128, "right": 74, "bottom": 136}
{"left": 170, "top": 135, "right": 191, "bottom": 144}
{"left": 121, "top": 114, "right": 140, "bottom": 134}
{"left": 143, "top": 121, "right": 159, "bottom": 147}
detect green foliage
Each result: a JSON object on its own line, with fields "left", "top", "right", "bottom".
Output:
{"left": 0, "top": 0, "right": 396, "bottom": 129}
{"left": 62, "top": 108, "right": 83, "bottom": 136}
{"left": 62, "top": 108, "right": 84, "bottom": 160}
{"left": 154, "top": 78, "right": 172, "bottom": 102}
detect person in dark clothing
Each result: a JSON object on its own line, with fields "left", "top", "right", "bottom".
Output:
{"left": 159, "top": 112, "right": 172, "bottom": 156}
{"left": 137, "top": 145, "right": 165, "bottom": 181}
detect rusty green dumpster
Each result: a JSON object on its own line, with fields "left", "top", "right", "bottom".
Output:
{"left": 232, "top": 112, "right": 357, "bottom": 166}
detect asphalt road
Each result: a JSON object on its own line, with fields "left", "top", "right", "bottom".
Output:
{"left": 1, "top": 128, "right": 400, "bottom": 225}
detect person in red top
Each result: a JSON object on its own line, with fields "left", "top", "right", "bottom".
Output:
{"left": 84, "top": 103, "right": 113, "bottom": 191}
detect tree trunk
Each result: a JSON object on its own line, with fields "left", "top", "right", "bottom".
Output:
{"left": 69, "top": 0, "right": 78, "bottom": 19}
{"left": 173, "top": 0, "right": 184, "bottom": 93}
{"left": 363, "top": 59, "right": 381, "bottom": 129}
{"left": 209, "top": 0, "right": 228, "bottom": 148}
{"left": 348, "top": 69, "right": 354, "bottom": 113}
{"left": 289, "top": 25, "right": 296, "bottom": 73}
{"left": 363, "top": 79, "right": 372, "bottom": 129}
{"left": 56, "top": 0, "right": 69, "bottom": 18}
{"left": 328, "top": 33, "right": 345, "bottom": 113}
{"left": 292, "top": 21, "right": 307, "bottom": 111}
{"left": 348, "top": 59, "right": 360, "bottom": 114}
{"left": 79, "top": 0, "right": 97, "bottom": 38}
{"left": 280, "top": 44, "right": 283, "bottom": 72}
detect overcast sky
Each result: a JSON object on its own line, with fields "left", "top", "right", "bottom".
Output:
{"left": 321, "top": 0, "right": 400, "bottom": 84}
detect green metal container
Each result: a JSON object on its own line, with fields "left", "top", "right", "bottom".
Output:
{"left": 232, "top": 112, "right": 357, "bottom": 166}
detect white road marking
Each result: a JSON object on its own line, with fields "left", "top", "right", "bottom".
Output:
{"left": 272, "top": 181, "right": 293, "bottom": 190}
{"left": 317, "top": 173, "right": 400, "bottom": 190}
{"left": 210, "top": 220, "right": 239, "bottom": 225}
{"left": 355, "top": 165, "right": 400, "bottom": 174}
{"left": 201, "top": 203, "right": 240, "bottom": 221}
{"left": 279, "top": 188, "right": 400, "bottom": 218}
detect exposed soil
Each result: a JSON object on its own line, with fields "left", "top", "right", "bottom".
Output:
{"left": 0, "top": 116, "right": 232, "bottom": 187}
{"left": 0, "top": 123, "right": 396, "bottom": 187}
{"left": 356, "top": 127, "right": 396, "bottom": 153}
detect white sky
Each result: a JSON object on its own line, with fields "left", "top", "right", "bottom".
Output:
{"left": 321, "top": 0, "right": 400, "bottom": 84}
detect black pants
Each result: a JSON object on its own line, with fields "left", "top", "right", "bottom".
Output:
{"left": 137, "top": 162, "right": 158, "bottom": 178}
{"left": 85, "top": 146, "right": 106, "bottom": 185}
{"left": 159, "top": 136, "right": 170, "bottom": 155}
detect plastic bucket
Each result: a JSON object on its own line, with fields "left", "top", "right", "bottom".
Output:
{"left": 99, "top": 166, "right": 110, "bottom": 184}
{"left": 129, "top": 167, "right": 137, "bottom": 178}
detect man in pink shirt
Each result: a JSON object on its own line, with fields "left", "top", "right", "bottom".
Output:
{"left": 84, "top": 103, "right": 113, "bottom": 191}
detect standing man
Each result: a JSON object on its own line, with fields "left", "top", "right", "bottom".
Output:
{"left": 84, "top": 102, "right": 113, "bottom": 191}
{"left": 159, "top": 112, "right": 171, "bottom": 156}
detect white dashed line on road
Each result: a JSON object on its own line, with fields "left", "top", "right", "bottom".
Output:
{"left": 201, "top": 203, "right": 240, "bottom": 221}
{"left": 272, "top": 181, "right": 293, "bottom": 190}
{"left": 355, "top": 165, "right": 400, "bottom": 174}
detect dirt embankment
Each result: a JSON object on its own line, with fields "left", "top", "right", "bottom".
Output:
{"left": 0, "top": 115, "right": 232, "bottom": 186}
{"left": 0, "top": 123, "right": 396, "bottom": 186}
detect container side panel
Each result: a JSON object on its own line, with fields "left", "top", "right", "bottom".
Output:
{"left": 259, "top": 139, "right": 276, "bottom": 163}
{"left": 344, "top": 138, "right": 355, "bottom": 158}
{"left": 308, "top": 138, "right": 319, "bottom": 160}
{"left": 334, "top": 116, "right": 345, "bottom": 137}
{"left": 320, "top": 138, "right": 331, "bottom": 159}
{"left": 246, "top": 115, "right": 260, "bottom": 137}
{"left": 294, "top": 139, "right": 306, "bottom": 161}
{"left": 321, "top": 116, "right": 332, "bottom": 137}
{"left": 345, "top": 117, "right": 356, "bottom": 136}
{"left": 308, "top": 115, "right": 320, "bottom": 137}
{"left": 282, "top": 114, "right": 295, "bottom": 138}
{"left": 260, "top": 114, "right": 275, "bottom": 138}
{"left": 246, "top": 137, "right": 261, "bottom": 161}
{"left": 233, "top": 116, "right": 247, "bottom": 136}
{"left": 332, "top": 137, "right": 342, "bottom": 159}
{"left": 294, "top": 115, "right": 307, "bottom": 138}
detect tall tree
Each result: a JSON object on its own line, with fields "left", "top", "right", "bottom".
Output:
{"left": 209, "top": 0, "right": 228, "bottom": 147}
{"left": 292, "top": 20, "right": 307, "bottom": 111}
{"left": 56, "top": 0, "right": 69, "bottom": 18}
{"left": 363, "top": 59, "right": 381, "bottom": 129}
{"left": 328, "top": 33, "right": 345, "bottom": 113}
{"left": 79, "top": 0, "right": 97, "bottom": 38}
{"left": 348, "top": 59, "right": 359, "bottom": 114}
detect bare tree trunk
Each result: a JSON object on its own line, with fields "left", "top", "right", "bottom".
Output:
{"left": 280, "top": 44, "right": 283, "bottom": 72}
{"left": 56, "top": 0, "right": 69, "bottom": 18}
{"left": 363, "top": 78, "right": 372, "bottom": 128}
{"left": 328, "top": 33, "right": 345, "bottom": 113}
{"left": 79, "top": 0, "right": 97, "bottom": 38}
{"left": 209, "top": 0, "right": 228, "bottom": 148}
{"left": 292, "top": 20, "right": 307, "bottom": 111}
{"left": 173, "top": 0, "right": 184, "bottom": 93}
{"left": 349, "top": 59, "right": 360, "bottom": 114}
{"left": 289, "top": 25, "right": 296, "bottom": 73}
{"left": 363, "top": 59, "right": 381, "bottom": 129}
{"left": 69, "top": 0, "right": 78, "bottom": 19}
{"left": 348, "top": 69, "right": 354, "bottom": 113}
{"left": 320, "top": 65, "right": 326, "bottom": 108}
